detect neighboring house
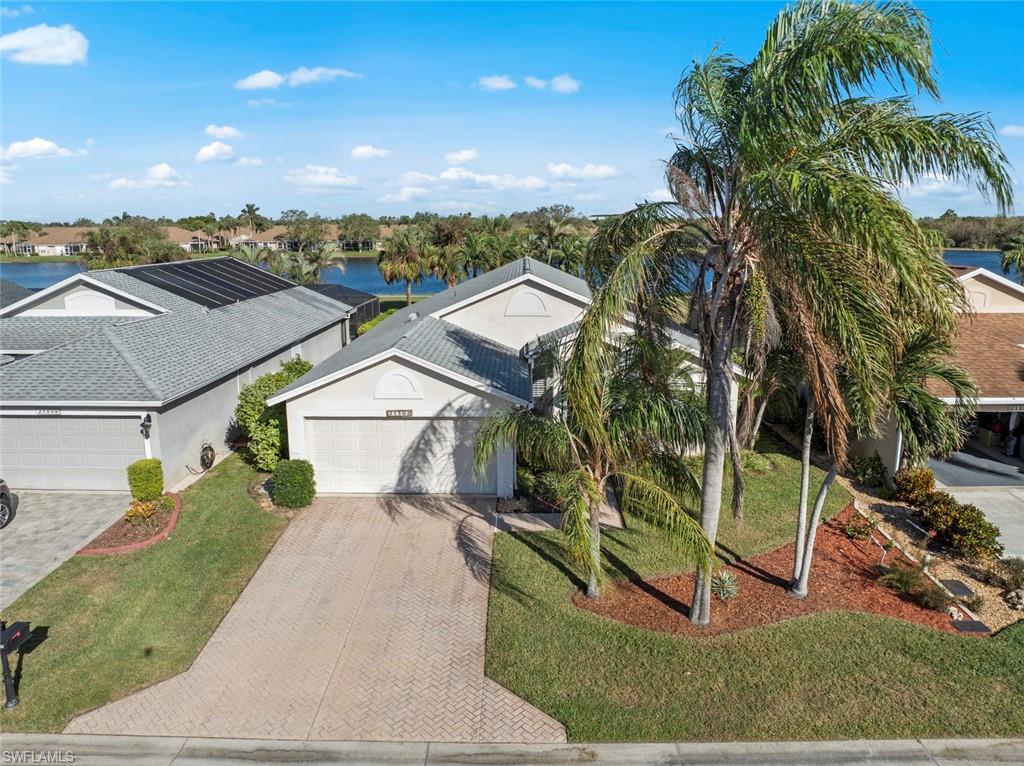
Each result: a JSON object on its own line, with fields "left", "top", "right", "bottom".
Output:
{"left": 268, "top": 256, "right": 725, "bottom": 498}
{"left": 0, "top": 257, "right": 357, "bottom": 491}
{"left": 852, "top": 266, "right": 1024, "bottom": 475}
{"left": 1, "top": 226, "right": 91, "bottom": 256}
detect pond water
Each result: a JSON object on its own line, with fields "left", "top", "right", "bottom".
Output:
{"left": 0, "top": 250, "right": 1014, "bottom": 293}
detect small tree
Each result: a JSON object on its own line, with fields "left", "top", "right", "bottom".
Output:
{"left": 235, "top": 358, "right": 312, "bottom": 471}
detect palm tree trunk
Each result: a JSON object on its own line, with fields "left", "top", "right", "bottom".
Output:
{"left": 585, "top": 503, "right": 602, "bottom": 598}
{"left": 791, "top": 466, "right": 839, "bottom": 597}
{"left": 728, "top": 410, "right": 745, "bottom": 524}
{"left": 749, "top": 397, "right": 769, "bottom": 449}
{"left": 791, "top": 397, "right": 816, "bottom": 584}
{"left": 405, "top": 279, "right": 413, "bottom": 306}
{"left": 690, "top": 337, "right": 733, "bottom": 626}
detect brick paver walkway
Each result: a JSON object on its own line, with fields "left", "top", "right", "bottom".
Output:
{"left": 66, "top": 496, "right": 565, "bottom": 743}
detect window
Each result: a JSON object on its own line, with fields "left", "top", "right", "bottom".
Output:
{"left": 65, "top": 291, "right": 117, "bottom": 314}
{"left": 504, "top": 288, "right": 551, "bottom": 317}
{"left": 374, "top": 370, "right": 424, "bottom": 399}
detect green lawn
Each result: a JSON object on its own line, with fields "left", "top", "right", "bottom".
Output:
{"left": 377, "top": 295, "right": 429, "bottom": 311}
{"left": 486, "top": 437, "right": 1024, "bottom": 741}
{"left": 0, "top": 456, "right": 286, "bottom": 733}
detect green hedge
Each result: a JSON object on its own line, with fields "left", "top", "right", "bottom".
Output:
{"left": 126, "top": 458, "right": 163, "bottom": 502}
{"left": 234, "top": 357, "right": 312, "bottom": 472}
{"left": 357, "top": 308, "right": 396, "bottom": 336}
{"left": 272, "top": 459, "right": 316, "bottom": 508}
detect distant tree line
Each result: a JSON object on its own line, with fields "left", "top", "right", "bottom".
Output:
{"left": 918, "top": 209, "right": 1024, "bottom": 251}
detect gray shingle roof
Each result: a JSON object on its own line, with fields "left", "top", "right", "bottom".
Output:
{"left": 0, "top": 279, "right": 33, "bottom": 308}
{"left": 0, "top": 284, "right": 348, "bottom": 405}
{"left": 273, "top": 258, "right": 578, "bottom": 403}
{"left": 1, "top": 315, "right": 131, "bottom": 352}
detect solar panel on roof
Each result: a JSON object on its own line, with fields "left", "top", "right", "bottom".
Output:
{"left": 119, "top": 258, "right": 293, "bottom": 308}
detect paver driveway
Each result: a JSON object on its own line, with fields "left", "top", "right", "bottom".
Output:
{"left": 1, "top": 491, "right": 128, "bottom": 610}
{"left": 66, "top": 496, "right": 566, "bottom": 743}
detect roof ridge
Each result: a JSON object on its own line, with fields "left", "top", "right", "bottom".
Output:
{"left": 100, "top": 325, "right": 163, "bottom": 399}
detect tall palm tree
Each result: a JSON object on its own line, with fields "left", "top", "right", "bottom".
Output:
{"left": 240, "top": 203, "right": 261, "bottom": 240}
{"left": 426, "top": 243, "right": 466, "bottom": 287}
{"left": 475, "top": 335, "right": 711, "bottom": 597}
{"left": 1002, "top": 237, "right": 1024, "bottom": 284}
{"left": 574, "top": 0, "right": 1011, "bottom": 626}
{"left": 379, "top": 228, "right": 426, "bottom": 305}
{"left": 460, "top": 231, "right": 496, "bottom": 277}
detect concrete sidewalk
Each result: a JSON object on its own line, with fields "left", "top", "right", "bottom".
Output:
{"left": 2, "top": 734, "right": 1022, "bottom": 765}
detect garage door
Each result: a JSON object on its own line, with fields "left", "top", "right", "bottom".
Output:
{"left": 306, "top": 417, "right": 497, "bottom": 494}
{"left": 0, "top": 416, "right": 146, "bottom": 490}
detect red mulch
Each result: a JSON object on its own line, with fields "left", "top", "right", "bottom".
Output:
{"left": 575, "top": 506, "right": 961, "bottom": 637}
{"left": 80, "top": 499, "right": 174, "bottom": 551}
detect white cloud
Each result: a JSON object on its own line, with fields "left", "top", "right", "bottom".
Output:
{"left": 399, "top": 170, "right": 436, "bottom": 185}
{"left": 0, "top": 5, "right": 33, "bottom": 18}
{"left": 645, "top": 188, "right": 674, "bottom": 202}
{"left": 899, "top": 173, "right": 974, "bottom": 201}
{"left": 1000, "top": 124, "right": 1024, "bottom": 138}
{"left": 109, "top": 163, "right": 190, "bottom": 190}
{"left": 235, "top": 69, "right": 285, "bottom": 90}
{"left": 235, "top": 156, "right": 264, "bottom": 167}
{"left": 351, "top": 144, "right": 391, "bottom": 160}
{"left": 547, "top": 162, "right": 617, "bottom": 180}
{"left": 288, "top": 66, "right": 361, "bottom": 86}
{"left": 0, "top": 166, "right": 14, "bottom": 184}
{"left": 439, "top": 166, "right": 546, "bottom": 191}
{"left": 284, "top": 164, "right": 357, "bottom": 189}
{"left": 236, "top": 66, "right": 361, "bottom": 90}
{"left": 247, "top": 97, "right": 276, "bottom": 107}
{"left": 575, "top": 192, "right": 605, "bottom": 202}
{"left": 478, "top": 74, "right": 516, "bottom": 91}
{"left": 549, "top": 74, "right": 580, "bottom": 94}
{"left": 0, "top": 23, "right": 88, "bottom": 65}
{"left": 195, "top": 141, "right": 234, "bottom": 162}
{"left": 205, "top": 124, "right": 243, "bottom": 140}
{"left": 2, "top": 137, "right": 75, "bottom": 159}
{"left": 524, "top": 76, "right": 547, "bottom": 90}
{"left": 380, "top": 186, "right": 429, "bottom": 203}
{"left": 444, "top": 148, "right": 478, "bottom": 165}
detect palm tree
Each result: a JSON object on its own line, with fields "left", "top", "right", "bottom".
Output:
{"left": 575, "top": 0, "right": 1011, "bottom": 626}
{"left": 1002, "top": 237, "right": 1024, "bottom": 284}
{"left": 460, "top": 231, "right": 496, "bottom": 277}
{"left": 240, "top": 203, "right": 261, "bottom": 240}
{"left": 889, "top": 326, "right": 977, "bottom": 468}
{"left": 379, "top": 229, "right": 426, "bottom": 305}
{"left": 475, "top": 335, "right": 711, "bottom": 597}
{"left": 426, "top": 243, "right": 466, "bottom": 287}
{"left": 536, "top": 218, "right": 575, "bottom": 262}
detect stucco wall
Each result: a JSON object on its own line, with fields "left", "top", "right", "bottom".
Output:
{"left": 17, "top": 283, "right": 154, "bottom": 316}
{"left": 155, "top": 322, "right": 344, "bottom": 489}
{"left": 283, "top": 356, "right": 515, "bottom": 496}
{"left": 438, "top": 279, "right": 588, "bottom": 349}
{"left": 962, "top": 274, "right": 1024, "bottom": 313}
{"left": 849, "top": 411, "right": 903, "bottom": 479}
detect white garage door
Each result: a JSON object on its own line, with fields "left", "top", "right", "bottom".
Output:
{"left": 0, "top": 416, "right": 146, "bottom": 490}
{"left": 306, "top": 417, "right": 497, "bottom": 494}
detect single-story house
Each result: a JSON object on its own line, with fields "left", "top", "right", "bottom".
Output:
{"left": 2, "top": 226, "right": 92, "bottom": 256}
{"left": 0, "top": 257, "right": 359, "bottom": 491}
{"left": 267, "top": 256, "right": 726, "bottom": 497}
{"left": 851, "top": 266, "right": 1024, "bottom": 475}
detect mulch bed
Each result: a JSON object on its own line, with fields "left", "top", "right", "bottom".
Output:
{"left": 79, "top": 495, "right": 179, "bottom": 554}
{"left": 575, "top": 505, "right": 963, "bottom": 637}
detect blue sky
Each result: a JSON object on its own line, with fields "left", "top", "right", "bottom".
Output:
{"left": 1, "top": 1, "right": 1022, "bottom": 222}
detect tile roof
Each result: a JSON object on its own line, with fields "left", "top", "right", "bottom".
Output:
{"left": 273, "top": 258, "right": 577, "bottom": 403}
{"left": 927, "top": 313, "right": 1024, "bottom": 400}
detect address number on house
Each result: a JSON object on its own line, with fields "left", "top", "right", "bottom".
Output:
{"left": 385, "top": 409, "right": 413, "bottom": 418}
{"left": 36, "top": 408, "right": 62, "bottom": 416}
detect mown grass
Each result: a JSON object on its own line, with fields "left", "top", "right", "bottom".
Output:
{"left": 0, "top": 456, "right": 286, "bottom": 733}
{"left": 486, "top": 437, "right": 1024, "bottom": 741}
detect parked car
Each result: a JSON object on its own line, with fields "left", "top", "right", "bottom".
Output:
{"left": 0, "top": 480, "right": 13, "bottom": 529}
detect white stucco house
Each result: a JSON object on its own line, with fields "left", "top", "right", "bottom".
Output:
{"left": 0, "top": 258, "right": 359, "bottom": 491}
{"left": 268, "top": 257, "right": 720, "bottom": 498}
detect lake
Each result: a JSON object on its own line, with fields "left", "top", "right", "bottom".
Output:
{"left": 0, "top": 250, "right": 1014, "bottom": 293}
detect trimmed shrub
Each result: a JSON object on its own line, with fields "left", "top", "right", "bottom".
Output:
{"left": 123, "top": 495, "right": 173, "bottom": 527}
{"left": 126, "top": 458, "right": 163, "bottom": 502}
{"left": 851, "top": 452, "right": 887, "bottom": 487}
{"left": 892, "top": 467, "right": 935, "bottom": 505}
{"left": 234, "top": 358, "right": 313, "bottom": 471}
{"left": 272, "top": 459, "right": 316, "bottom": 508}
{"left": 917, "top": 491, "right": 1003, "bottom": 561}
{"left": 249, "top": 416, "right": 285, "bottom": 472}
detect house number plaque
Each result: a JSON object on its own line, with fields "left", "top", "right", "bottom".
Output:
{"left": 385, "top": 409, "right": 413, "bottom": 418}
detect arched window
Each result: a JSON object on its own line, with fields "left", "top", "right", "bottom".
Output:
{"left": 374, "top": 370, "right": 424, "bottom": 399}
{"left": 504, "top": 288, "right": 550, "bottom": 317}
